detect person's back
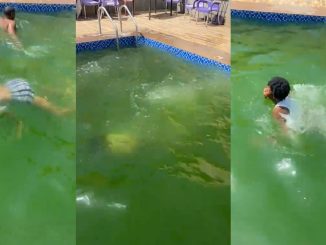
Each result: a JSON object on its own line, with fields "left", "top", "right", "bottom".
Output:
{"left": 0, "top": 6, "right": 16, "bottom": 35}
{"left": 263, "top": 76, "right": 302, "bottom": 132}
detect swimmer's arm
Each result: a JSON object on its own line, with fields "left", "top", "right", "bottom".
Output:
{"left": 272, "top": 107, "right": 288, "bottom": 133}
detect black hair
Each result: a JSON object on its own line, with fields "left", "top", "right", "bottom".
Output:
{"left": 267, "top": 77, "right": 290, "bottom": 102}
{"left": 4, "top": 6, "right": 15, "bottom": 20}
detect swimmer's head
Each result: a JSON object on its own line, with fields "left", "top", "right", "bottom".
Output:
{"left": 264, "top": 76, "right": 290, "bottom": 102}
{"left": 4, "top": 6, "right": 15, "bottom": 20}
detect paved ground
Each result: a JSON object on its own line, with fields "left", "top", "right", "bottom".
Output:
{"left": 77, "top": 10, "right": 230, "bottom": 64}
{"left": 232, "top": 0, "right": 326, "bottom": 16}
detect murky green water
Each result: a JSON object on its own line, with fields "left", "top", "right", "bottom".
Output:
{"left": 0, "top": 12, "right": 75, "bottom": 244}
{"left": 231, "top": 19, "right": 326, "bottom": 245}
{"left": 77, "top": 47, "right": 230, "bottom": 245}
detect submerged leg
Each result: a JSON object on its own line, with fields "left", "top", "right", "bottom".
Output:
{"left": 1, "top": 112, "right": 23, "bottom": 139}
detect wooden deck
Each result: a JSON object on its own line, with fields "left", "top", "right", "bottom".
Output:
{"left": 76, "top": 11, "right": 230, "bottom": 64}
{"left": 234, "top": 0, "right": 326, "bottom": 8}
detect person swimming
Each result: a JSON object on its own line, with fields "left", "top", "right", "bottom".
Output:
{"left": 0, "top": 78, "right": 70, "bottom": 116}
{"left": 0, "top": 6, "right": 23, "bottom": 49}
{"left": 263, "top": 76, "right": 300, "bottom": 131}
{"left": 0, "top": 79, "right": 71, "bottom": 138}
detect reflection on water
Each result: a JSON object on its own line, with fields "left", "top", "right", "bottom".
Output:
{"left": 77, "top": 192, "right": 127, "bottom": 210}
{"left": 160, "top": 157, "right": 230, "bottom": 187}
{"left": 276, "top": 158, "right": 296, "bottom": 176}
{"left": 77, "top": 47, "right": 230, "bottom": 245}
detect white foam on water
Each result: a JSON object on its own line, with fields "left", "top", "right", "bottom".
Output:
{"left": 288, "top": 84, "right": 326, "bottom": 136}
{"left": 76, "top": 192, "right": 127, "bottom": 210}
{"left": 76, "top": 193, "right": 91, "bottom": 206}
{"left": 255, "top": 114, "right": 273, "bottom": 135}
{"left": 106, "top": 202, "right": 127, "bottom": 209}
{"left": 23, "top": 45, "right": 50, "bottom": 58}
{"left": 78, "top": 61, "right": 104, "bottom": 74}
{"left": 17, "top": 19, "right": 30, "bottom": 29}
{"left": 276, "top": 158, "right": 297, "bottom": 177}
{"left": 145, "top": 83, "right": 197, "bottom": 103}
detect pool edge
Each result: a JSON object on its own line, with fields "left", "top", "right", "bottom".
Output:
{"left": 0, "top": 2, "right": 75, "bottom": 12}
{"left": 76, "top": 36, "right": 231, "bottom": 73}
{"left": 231, "top": 9, "right": 326, "bottom": 23}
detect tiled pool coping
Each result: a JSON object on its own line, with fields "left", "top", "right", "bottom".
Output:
{"left": 76, "top": 36, "right": 231, "bottom": 73}
{"left": 0, "top": 2, "right": 74, "bottom": 12}
{"left": 231, "top": 9, "right": 326, "bottom": 23}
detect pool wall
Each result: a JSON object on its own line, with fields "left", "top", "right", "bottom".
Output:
{"left": 0, "top": 2, "right": 74, "bottom": 12}
{"left": 76, "top": 36, "right": 231, "bottom": 73}
{"left": 231, "top": 9, "right": 326, "bottom": 23}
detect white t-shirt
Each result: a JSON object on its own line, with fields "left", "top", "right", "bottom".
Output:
{"left": 275, "top": 97, "right": 302, "bottom": 131}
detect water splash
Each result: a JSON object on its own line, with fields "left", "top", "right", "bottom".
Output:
{"left": 276, "top": 158, "right": 297, "bottom": 177}
{"left": 289, "top": 84, "right": 326, "bottom": 136}
{"left": 77, "top": 61, "right": 104, "bottom": 74}
{"left": 24, "top": 45, "right": 50, "bottom": 58}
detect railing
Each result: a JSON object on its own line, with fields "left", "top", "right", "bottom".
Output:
{"left": 118, "top": 5, "right": 139, "bottom": 39}
{"left": 97, "top": 6, "right": 119, "bottom": 49}
{"left": 218, "top": 0, "right": 229, "bottom": 20}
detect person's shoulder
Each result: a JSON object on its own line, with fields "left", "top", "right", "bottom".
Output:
{"left": 8, "top": 19, "right": 16, "bottom": 25}
{"left": 273, "top": 105, "right": 288, "bottom": 116}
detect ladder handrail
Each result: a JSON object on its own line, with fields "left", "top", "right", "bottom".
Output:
{"left": 97, "top": 6, "right": 119, "bottom": 49}
{"left": 118, "top": 5, "right": 139, "bottom": 35}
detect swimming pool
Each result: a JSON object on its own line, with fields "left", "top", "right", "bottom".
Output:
{"left": 231, "top": 14, "right": 326, "bottom": 245}
{"left": 77, "top": 41, "right": 230, "bottom": 244}
{"left": 0, "top": 9, "right": 75, "bottom": 245}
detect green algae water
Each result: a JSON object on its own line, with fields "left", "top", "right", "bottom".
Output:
{"left": 77, "top": 47, "right": 230, "bottom": 245}
{"left": 231, "top": 19, "right": 326, "bottom": 245}
{"left": 0, "top": 12, "right": 75, "bottom": 244}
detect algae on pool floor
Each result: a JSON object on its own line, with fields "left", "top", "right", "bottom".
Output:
{"left": 0, "top": 12, "right": 75, "bottom": 245}
{"left": 231, "top": 19, "right": 326, "bottom": 245}
{"left": 77, "top": 47, "right": 230, "bottom": 245}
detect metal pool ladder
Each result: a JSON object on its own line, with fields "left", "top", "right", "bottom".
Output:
{"left": 118, "top": 5, "right": 140, "bottom": 45}
{"left": 97, "top": 6, "right": 120, "bottom": 49}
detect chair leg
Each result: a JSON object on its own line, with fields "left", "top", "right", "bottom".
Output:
{"left": 189, "top": 9, "right": 193, "bottom": 21}
{"left": 84, "top": 5, "right": 86, "bottom": 19}
{"left": 165, "top": 2, "right": 167, "bottom": 14}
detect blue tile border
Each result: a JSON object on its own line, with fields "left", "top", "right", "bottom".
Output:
{"left": 231, "top": 9, "right": 326, "bottom": 23}
{"left": 0, "top": 2, "right": 74, "bottom": 13}
{"left": 76, "top": 36, "right": 231, "bottom": 73}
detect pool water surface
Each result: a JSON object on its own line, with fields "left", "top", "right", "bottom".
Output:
{"left": 77, "top": 46, "right": 230, "bottom": 245}
{"left": 231, "top": 18, "right": 326, "bottom": 245}
{"left": 0, "top": 11, "right": 75, "bottom": 245}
